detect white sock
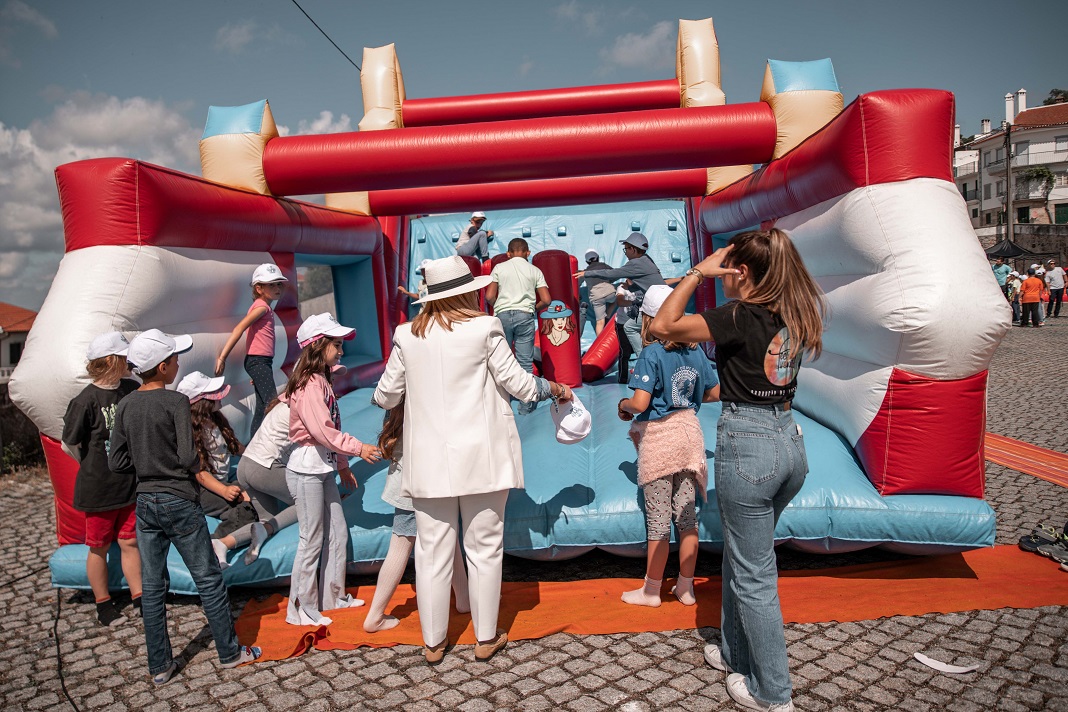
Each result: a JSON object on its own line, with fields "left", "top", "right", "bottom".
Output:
{"left": 244, "top": 522, "right": 268, "bottom": 566}
{"left": 673, "top": 575, "right": 696, "bottom": 606}
{"left": 451, "top": 540, "right": 471, "bottom": 614}
{"left": 622, "top": 576, "right": 662, "bottom": 607}
{"left": 364, "top": 534, "right": 412, "bottom": 633}
{"left": 211, "top": 539, "right": 230, "bottom": 569}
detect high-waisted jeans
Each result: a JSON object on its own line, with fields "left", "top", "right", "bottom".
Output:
{"left": 715, "top": 402, "right": 808, "bottom": 705}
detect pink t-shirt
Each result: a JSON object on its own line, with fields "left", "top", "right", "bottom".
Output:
{"left": 245, "top": 299, "right": 275, "bottom": 357}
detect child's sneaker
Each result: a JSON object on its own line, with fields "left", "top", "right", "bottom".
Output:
{"left": 726, "top": 673, "right": 794, "bottom": 711}
{"left": 96, "top": 599, "right": 127, "bottom": 627}
{"left": 703, "top": 643, "right": 734, "bottom": 672}
{"left": 221, "top": 645, "right": 262, "bottom": 669}
{"left": 152, "top": 661, "right": 178, "bottom": 686}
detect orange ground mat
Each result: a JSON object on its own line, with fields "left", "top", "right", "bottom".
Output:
{"left": 985, "top": 432, "right": 1068, "bottom": 487}
{"left": 235, "top": 545, "right": 1068, "bottom": 662}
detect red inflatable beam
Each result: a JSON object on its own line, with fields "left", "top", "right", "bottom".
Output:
{"left": 367, "top": 169, "right": 709, "bottom": 216}
{"left": 402, "top": 79, "right": 681, "bottom": 126}
{"left": 262, "top": 103, "right": 777, "bottom": 196}
{"left": 581, "top": 324, "right": 621, "bottom": 383}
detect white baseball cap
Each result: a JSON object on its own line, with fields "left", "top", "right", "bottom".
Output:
{"left": 127, "top": 329, "right": 193, "bottom": 374}
{"left": 584, "top": 248, "right": 599, "bottom": 262}
{"left": 176, "top": 371, "right": 230, "bottom": 403}
{"left": 551, "top": 392, "right": 591, "bottom": 445}
{"left": 296, "top": 313, "right": 355, "bottom": 348}
{"left": 1036, "top": 267, "right": 1046, "bottom": 275}
{"left": 639, "top": 284, "right": 674, "bottom": 318}
{"left": 251, "top": 263, "right": 288, "bottom": 286}
{"left": 86, "top": 331, "right": 130, "bottom": 361}
{"left": 471, "top": 211, "right": 487, "bottom": 220}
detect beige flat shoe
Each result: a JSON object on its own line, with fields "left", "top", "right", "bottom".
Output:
{"left": 474, "top": 630, "right": 508, "bottom": 661}
{"left": 424, "top": 638, "right": 448, "bottom": 665}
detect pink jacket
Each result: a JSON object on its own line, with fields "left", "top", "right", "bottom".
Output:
{"left": 287, "top": 374, "right": 363, "bottom": 457}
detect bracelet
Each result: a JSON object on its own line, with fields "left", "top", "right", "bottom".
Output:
{"left": 549, "top": 384, "right": 560, "bottom": 403}
{"left": 685, "top": 267, "right": 706, "bottom": 284}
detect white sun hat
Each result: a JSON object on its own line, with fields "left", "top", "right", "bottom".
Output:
{"left": 176, "top": 371, "right": 230, "bottom": 403}
{"left": 415, "top": 255, "right": 492, "bottom": 304}
{"left": 550, "top": 391, "right": 591, "bottom": 445}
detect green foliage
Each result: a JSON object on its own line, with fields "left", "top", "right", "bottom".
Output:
{"left": 1043, "top": 89, "right": 1068, "bottom": 106}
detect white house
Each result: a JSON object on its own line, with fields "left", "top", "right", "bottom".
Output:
{"left": 0, "top": 302, "right": 37, "bottom": 385}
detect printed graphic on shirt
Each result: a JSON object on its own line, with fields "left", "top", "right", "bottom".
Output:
{"left": 764, "top": 327, "right": 800, "bottom": 386}
{"left": 326, "top": 391, "right": 341, "bottom": 467}
{"left": 669, "top": 366, "right": 699, "bottom": 407}
{"left": 101, "top": 403, "right": 118, "bottom": 455}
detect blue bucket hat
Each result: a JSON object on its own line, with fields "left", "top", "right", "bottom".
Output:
{"left": 539, "top": 300, "right": 573, "bottom": 319}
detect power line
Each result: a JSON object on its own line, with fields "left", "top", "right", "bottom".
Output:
{"left": 289, "top": 0, "right": 361, "bottom": 72}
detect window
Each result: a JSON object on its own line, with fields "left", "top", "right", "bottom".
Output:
{"left": 8, "top": 341, "right": 22, "bottom": 365}
{"left": 971, "top": 208, "right": 979, "bottom": 218}
{"left": 984, "top": 183, "right": 992, "bottom": 200}
{"left": 1056, "top": 136, "right": 1068, "bottom": 152}
{"left": 1056, "top": 172, "right": 1068, "bottom": 188}
{"left": 983, "top": 151, "right": 991, "bottom": 167}
{"left": 996, "top": 180, "right": 1004, "bottom": 196}
{"left": 995, "top": 147, "right": 1005, "bottom": 162}
{"left": 1017, "top": 207, "right": 1029, "bottom": 224}
{"left": 985, "top": 212, "right": 992, "bottom": 225}
{"left": 1056, "top": 203, "right": 1068, "bottom": 225}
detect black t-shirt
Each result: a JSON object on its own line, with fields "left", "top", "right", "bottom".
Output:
{"left": 700, "top": 302, "right": 801, "bottom": 405}
{"left": 61, "top": 379, "right": 140, "bottom": 512}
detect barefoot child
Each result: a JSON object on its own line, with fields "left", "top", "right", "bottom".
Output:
{"left": 284, "top": 313, "right": 381, "bottom": 626}
{"left": 215, "top": 263, "right": 288, "bottom": 436}
{"left": 110, "top": 329, "right": 260, "bottom": 685}
{"left": 617, "top": 285, "right": 719, "bottom": 608}
{"left": 62, "top": 331, "right": 142, "bottom": 626}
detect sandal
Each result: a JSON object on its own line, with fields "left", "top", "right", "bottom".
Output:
{"left": 424, "top": 638, "right": 449, "bottom": 665}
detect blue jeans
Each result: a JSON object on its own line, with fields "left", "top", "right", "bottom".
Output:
{"left": 496, "top": 310, "right": 537, "bottom": 414}
{"left": 715, "top": 403, "right": 807, "bottom": 705}
{"left": 623, "top": 315, "right": 644, "bottom": 360}
{"left": 136, "top": 492, "right": 240, "bottom": 674}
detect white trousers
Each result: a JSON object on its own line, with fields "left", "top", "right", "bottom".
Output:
{"left": 285, "top": 469, "right": 349, "bottom": 624}
{"left": 413, "top": 490, "right": 508, "bottom": 646}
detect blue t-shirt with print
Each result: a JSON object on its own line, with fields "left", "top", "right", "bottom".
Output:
{"left": 628, "top": 342, "right": 719, "bottom": 422}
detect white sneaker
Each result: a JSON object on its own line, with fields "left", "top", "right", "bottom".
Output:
{"left": 211, "top": 539, "right": 230, "bottom": 570}
{"left": 244, "top": 522, "right": 268, "bottom": 565}
{"left": 703, "top": 643, "right": 734, "bottom": 672}
{"left": 726, "top": 673, "right": 794, "bottom": 711}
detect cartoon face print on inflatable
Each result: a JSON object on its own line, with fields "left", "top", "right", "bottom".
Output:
{"left": 764, "top": 327, "right": 801, "bottom": 386}
{"left": 539, "top": 300, "right": 575, "bottom": 348}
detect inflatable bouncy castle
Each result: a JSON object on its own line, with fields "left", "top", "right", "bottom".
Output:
{"left": 11, "top": 19, "right": 1009, "bottom": 593}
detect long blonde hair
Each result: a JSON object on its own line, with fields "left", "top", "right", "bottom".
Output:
{"left": 726, "top": 228, "right": 826, "bottom": 358}
{"left": 410, "top": 291, "right": 483, "bottom": 338}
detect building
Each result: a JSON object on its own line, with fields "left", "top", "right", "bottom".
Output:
{"left": 0, "top": 302, "right": 37, "bottom": 385}
{"left": 955, "top": 89, "right": 1068, "bottom": 260}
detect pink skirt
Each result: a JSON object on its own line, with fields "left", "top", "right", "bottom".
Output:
{"left": 628, "top": 409, "right": 708, "bottom": 499}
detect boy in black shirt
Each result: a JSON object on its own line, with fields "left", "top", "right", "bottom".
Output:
{"left": 62, "top": 331, "right": 142, "bottom": 627}
{"left": 110, "top": 329, "right": 260, "bottom": 685}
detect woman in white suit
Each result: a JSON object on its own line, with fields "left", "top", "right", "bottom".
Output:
{"left": 372, "top": 256, "right": 573, "bottom": 664}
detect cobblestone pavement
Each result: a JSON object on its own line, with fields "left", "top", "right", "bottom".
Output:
{"left": 3, "top": 320, "right": 1068, "bottom": 711}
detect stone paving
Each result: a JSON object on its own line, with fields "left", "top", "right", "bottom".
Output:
{"left": 2, "top": 319, "right": 1068, "bottom": 711}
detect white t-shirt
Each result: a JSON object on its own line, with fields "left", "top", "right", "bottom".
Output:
{"left": 1045, "top": 267, "right": 1065, "bottom": 290}
{"left": 491, "top": 257, "right": 547, "bottom": 314}
{"left": 242, "top": 403, "right": 294, "bottom": 468}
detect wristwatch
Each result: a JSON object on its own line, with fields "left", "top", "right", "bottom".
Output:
{"left": 685, "top": 267, "right": 706, "bottom": 284}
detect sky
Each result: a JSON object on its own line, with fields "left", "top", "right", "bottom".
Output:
{"left": 0, "top": 0, "right": 1062, "bottom": 310}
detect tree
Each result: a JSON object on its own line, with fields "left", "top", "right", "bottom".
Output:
{"left": 1043, "top": 89, "right": 1068, "bottom": 106}
{"left": 1019, "top": 166, "right": 1056, "bottom": 222}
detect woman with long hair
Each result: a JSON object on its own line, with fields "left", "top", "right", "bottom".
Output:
{"left": 651, "top": 228, "right": 825, "bottom": 712}
{"left": 373, "top": 256, "right": 573, "bottom": 664}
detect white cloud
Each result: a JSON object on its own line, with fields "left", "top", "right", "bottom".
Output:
{"left": 518, "top": 57, "right": 534, "bottom": 77}
{"left": 554, "top": 1, "right": 605, "bottom": 36}
{"left": 0, "top": 0, "right": 57, "bottom": 68}
{"left": 598, "top": 20, "right": 674, "bottom": 74}
{"left": 214, "top": 19, "right": 298, "bottom": 55}
{"left": 295, "top": 111, "right": 351, "bottom": 135}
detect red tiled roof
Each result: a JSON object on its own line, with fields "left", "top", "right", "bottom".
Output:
{"left": 1013, "top": 103, "right": 1068, "bottom": 128}
{"left": 0, "top": 302, "right": 37, "bottom": 333}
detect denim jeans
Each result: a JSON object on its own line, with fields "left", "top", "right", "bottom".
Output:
{"left": 136, "top": 492, "right": 240, "bottom": 674}
{"left": 1050, "top": 288, "right": 1064, "bottom": 318}
{"left": 496, "top": 310, "right": 537, "bottom": 414}
{"left": 623, "top": 315, "right": 644, "bottom": 360}
{"left": 285, "top": 469, "right": 349, "bottom": 624}
{"left": 715, "top": 403, "right": 808, "bottom": 705}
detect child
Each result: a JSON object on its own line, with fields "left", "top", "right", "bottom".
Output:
{"left": 109, "top": 329, "right": 260, "bottom": 685}
{"left": 579, "top": 249, "right": 617, "bottom": 335}
{"left": 651, "top": 228, "right": 825, "bottom": 711}
{"left": 176, "top": 371, "right": 257, "bottom": 569}
{"left": 363, "top": 399, "right": 471, "bottom": 633}
{"left": 61, "top": 331, "right": 142, "bottom": 626}
{"left": 616, "top": 285, "right": 719, "bottom": 609}
{"left": 614, "top": 282, "right": 637, "bottom": 383}
{"left": 215, "top": 263, "right": 288, "bottom": 437}
{"left": 284, "top": 313, "right": 380, "bottom": 626}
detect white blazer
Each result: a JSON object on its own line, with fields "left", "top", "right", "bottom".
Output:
{"left": 372, "top": 315, "right": 541, "bottom": 499}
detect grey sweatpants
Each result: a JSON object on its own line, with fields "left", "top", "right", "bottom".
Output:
{"left": 285, "top": 468, "right": 349, "bottom": 623}
{"left": 231, "top": 457, "right": 298, "bottom": 546}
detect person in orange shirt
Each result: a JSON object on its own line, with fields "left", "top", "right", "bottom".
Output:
{"left": 1018, "top": 267, "right": 1045, "bottom": 328}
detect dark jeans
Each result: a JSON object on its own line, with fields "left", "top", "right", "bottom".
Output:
{"left": 136, "top": 492, "right": 240, "bottom": 674}
{"left": 615, "top": 322, "right": 633, "bottom": 384}
{"left": 1019, "top": 302, "right": 1042, "bottom": 327}
{"left": 244, "top": 355, "right": 275, "bottom": 438}
{"left": 1050, "top": 288, "right": 1064, "bottom": 318}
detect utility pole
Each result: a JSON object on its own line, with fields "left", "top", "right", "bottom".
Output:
{"left": 1005, "top": 120, "right": 1013, "bottom": 244}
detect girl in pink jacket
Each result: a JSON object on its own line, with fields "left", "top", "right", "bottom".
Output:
{"left": 283, "top": 314, "right": 381, "bottom": 627}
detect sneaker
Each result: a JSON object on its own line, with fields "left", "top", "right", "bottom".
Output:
{"left": 703, "top": 643, "right": 734, "bottom": 672}
{"left": 1037, "top": 542, "right": 1068, "bottom": 564}
{"left": 1061, "top": 562, "right": 1068, "bottom": 573}
{"left": 726, "top": 673, "right": 795, "bottom": 711}
{"left": 96, "top": 599, "right": 128, "bottom": 627}
{"left": 244, "top": 522, "right": 268, "bottom": 566}
{"left": 152, "top": 661, "right": 178, "bottom": 686}
{"left": 220, "top": 645, "right": 262, "bottom": 669}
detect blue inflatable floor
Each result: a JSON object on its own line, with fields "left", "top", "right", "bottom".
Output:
{"left": 50, "top": 383, "right": 995, "bottom": 594}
